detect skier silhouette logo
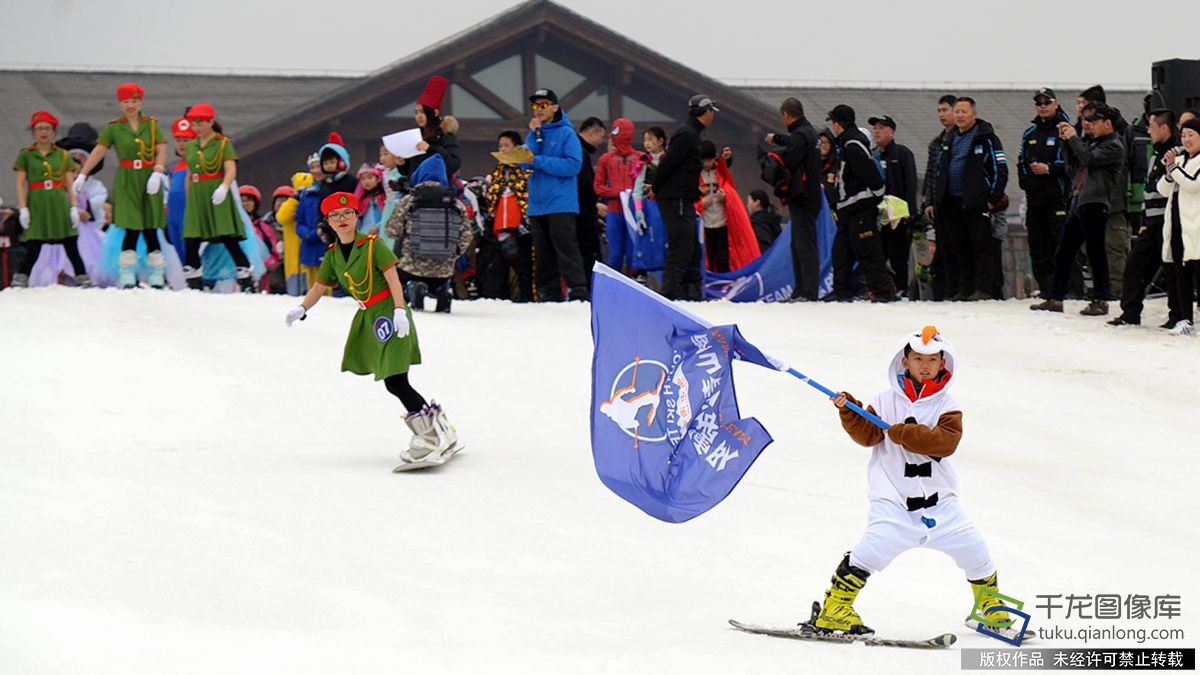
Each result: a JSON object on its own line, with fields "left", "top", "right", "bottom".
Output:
{"left": 600, "top": 356, "right": 669, "bottom": 447}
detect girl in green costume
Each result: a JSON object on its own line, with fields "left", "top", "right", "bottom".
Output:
{"left": 285, "top": 191, "right": 463, "bottom": 470}
{"left": 180, "top": 102, "right": 254, "bottom": 292}
{"left": 10, "top": 111, "right": 84, "bottom": 288}
{"left": 73, "top": 82, "right": 169, "bottom": 288}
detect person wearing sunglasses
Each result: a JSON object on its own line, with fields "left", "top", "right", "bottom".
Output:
{"left": 523, "top": 88, "right": 588, "bottom": 302}
{"left": 1018, "top": 88, "right": 1071, "bottom": 297}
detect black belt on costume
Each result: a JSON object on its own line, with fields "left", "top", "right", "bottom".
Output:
{"left": 906, "top": 493, "right": 939, "bottom": 511}
{"left": 904, "top": 462, "right": 933, "bottom": 478}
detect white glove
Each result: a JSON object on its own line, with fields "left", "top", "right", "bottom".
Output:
{"left": 393, "top": 308, "right": 410, "bottom": 339}
{"left": 73, "top": 174, "right": 86, "bottom": 194}
{"left": 19, "top": 208, "right": 30, "bottom": 229}
{"left": 211, "top": 184, "right": 229, "bottom": 206}
{"left": 145, "top": 172, "right": 163, "bottom": 195}
{"left": 69, "top": 207, "right": 80, "bottom": 227}
{"left": 285, "top": 305, "right": 306, "bottom": 327}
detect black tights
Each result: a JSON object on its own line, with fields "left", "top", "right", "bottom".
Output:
{"left": 184, "top": 237, "right": 249, "bottom": 269}
{"left": 19, "top": 238, "right": 86, "bottom": 276}
{"left": 122, "top": 229, "right": 161, "bottom": 253}
{"left": 384, "top": 373, "right": 427, "bottom": 414}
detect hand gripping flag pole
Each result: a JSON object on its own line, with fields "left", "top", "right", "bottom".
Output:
{"left": 590, "top": 263, "right": 885, "bottom": 524}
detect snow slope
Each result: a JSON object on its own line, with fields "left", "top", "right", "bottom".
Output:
{"left": 1, "top": 287, "right": 1196, "bottom": 674}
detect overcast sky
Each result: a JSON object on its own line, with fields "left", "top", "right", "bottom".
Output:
{"left": 0, "top": 0, "right": 1189, "bottom": 87}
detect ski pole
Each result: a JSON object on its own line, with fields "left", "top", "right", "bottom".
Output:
{"left": 786, "top": 367, "right": 890, "bottom": 430}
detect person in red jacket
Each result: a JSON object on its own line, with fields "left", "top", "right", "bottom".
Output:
{"left": 594, "top": 118, "right": 640, "bottom": 272}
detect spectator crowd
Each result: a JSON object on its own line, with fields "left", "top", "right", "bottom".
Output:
{"left": 3, "top": 78, "right": 1198, "bottom": 335}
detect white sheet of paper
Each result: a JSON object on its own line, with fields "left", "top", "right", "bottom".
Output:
{"left": 381, "top": 129, "right": 424, "bottom": 159}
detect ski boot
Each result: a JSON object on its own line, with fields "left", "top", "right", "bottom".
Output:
{"left": 118, "top": 250, "right": 138, "bottom": 289}
{"left": 10, "top": 273, "right": 29, "bottom": 288}
{"left": 426, "top": 401, "right": 463, "bottom": 459}
{"left": 966, "top": 572, "right": 1013, "bottom": 631}
{"left": 807, "top": 554, "right": 874, "bottom": 636}
{"left": 183, "top": 265, "right": 203, "bottom": 291}
{"left": 395, "top": 408, "right": 446, "bottom": 470}
{"left": 235, "top": 266, "right": 255, "bottom": 293}
{"left": 75, "top": 274, "right": 93, "bottom": 289}
{"left": 147, "top": 251, "right": 166, "bottom": 289}
{"left": 434, "top": 282, "right": 453, "bottom": 313}
{"left": 405, "top": 281, "right": 428, "bottom": 311}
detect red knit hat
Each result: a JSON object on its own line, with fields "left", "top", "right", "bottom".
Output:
{"left": 417, "top": 76, "right": 449, "bottom": 111}
{"left": 116, "top": 82, "right": 144, "bottom": 101}
{"left": 320, "top": 191, "right": 359, "bottom": 216}
{"left": 172, "top": 118, "right": 195, "bottom": 139}
{"left": 328, "top": 132, "right": 345, "bottom": 147}
{"left": 30, "top": 111, "right": 59, "bottom": 129}
{"left": 186, "top": 103, "right": 216, "bottom": 121}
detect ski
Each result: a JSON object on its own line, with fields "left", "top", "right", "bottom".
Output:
{"left": 391, "top": 444, "right": 464, "bottom": 472}
{"left": 728, "top": 619, "right": 957, "bottom": 649}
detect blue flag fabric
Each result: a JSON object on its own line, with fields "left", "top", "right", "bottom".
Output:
{"left": 704, "top": 195, "right": 837, "bottom": 302}
{"left": 591, "top": 264, "right": 776, "bottom": 523}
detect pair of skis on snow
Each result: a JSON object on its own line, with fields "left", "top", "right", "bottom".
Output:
{"left": 729, "top": 601, "right": 1031, "bottom": 649}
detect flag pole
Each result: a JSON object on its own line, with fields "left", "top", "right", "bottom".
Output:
{"left": 783, "top": 367, "right": 890, "bottom": 430}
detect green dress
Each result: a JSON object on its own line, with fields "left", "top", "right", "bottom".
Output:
{"left": 318, "top": 232, "right": 422, "bottom": 380}
{"left": 98, "top": 115, "right": 167, "bottom": 231}
{"left": 12, "top": 145, "right": 75, "bottom": 242}
{"left": 183, "top": 135, "right": 243, "bottom": 240}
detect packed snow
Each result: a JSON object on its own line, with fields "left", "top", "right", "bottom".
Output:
{"left": 1, "top": 287, "right": 1196, "bottom": 674}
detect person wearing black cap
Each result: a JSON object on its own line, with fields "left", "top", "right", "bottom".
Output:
{"left": 869, "top": 114, "right": 918, "bottom": 296}
{"left": 652, "top": 94, "right": 716, "bottom": 300}
{"left": 524, "top": 88, "right": 587, "bottom": 301}
{"left": 826, "top": 104, "right": 893, "bottom": 301}
{"left": 1018, "top": 88, "right": 1071, "bottom": 296}
{"left": 1031, "top": 104, "right": 1126, "bottom": 315}
{"left": 764, "top": 97, "right": 822, "bottom": 300}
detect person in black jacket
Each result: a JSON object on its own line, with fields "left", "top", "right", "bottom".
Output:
{"left": 869, "top": 114, "right": 918, "bottom": 296}
{"left": 652, "top": 94, "right": 714, "bottom": 300}
{"left": 747, "top": 189, "right": 783, "bottom": 252}
{"left": 933, "top": 97, "right": 1009, "bottom": 301}
{"left": 827, "top": 104, "right": 892, "bottom": 301}
{"left": 765, "top": 98, "right": 823, "bottom": 300}
{"left": 403, "top": 76, "right": 462, "bottom": 184}
{"left": 1109, "top": 109, "right": 1181, "bottom": 326}
{"left": 576, "top": 116, "right": 606, "bottom": 288}
{"left": 922, "top": 95, "right": 957, "bottom": 300}
{"left": 1018, "top": 88, "right": 1071, "bottom": 295}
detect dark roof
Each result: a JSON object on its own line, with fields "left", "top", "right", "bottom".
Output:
{"left": 740, "top": 86, "right": 1148, "bottom": 208}
{"left": 0, "top": 69, "right": 352, "bottom": 193}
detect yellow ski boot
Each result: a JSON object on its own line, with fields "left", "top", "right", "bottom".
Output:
{"left": 811, "top": 554, "right": 874, "bottom": 635}
{"left": 968, "top": 572, "right": 1013, "bottom": 629}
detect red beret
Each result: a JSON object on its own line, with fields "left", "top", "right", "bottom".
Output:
{"left": 116, "top": 82, "right": 144, "bottom": 101}
{"left": 186, "top": 102, "right": 216, "bottom": 121}
{"left": 320, "top": 192, "right": 360, "bottom": 216}
{"left": 172, "top": 118, "right": 195, "bottom": 139}
{"left": 417, "top": 75, "right": 448, "bottom": 111}
{"left": 30, "top": 110, "right": 59, "bottom": 129}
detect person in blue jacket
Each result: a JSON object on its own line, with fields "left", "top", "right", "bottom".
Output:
{"left": 166, "top": 117, "right": 193, "bottom": 264}
{"left": 523, "top": 88, "right": 587, "bottom": 301}
{"left": 296, "top": 133, "right": 357, "bottom": 291}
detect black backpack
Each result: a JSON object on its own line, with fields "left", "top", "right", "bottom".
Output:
{"left": 757, "top": 139, "right": 791, "bottom": 203}
{"left": 408, "top": 183, "right": 463, "bottom": 261}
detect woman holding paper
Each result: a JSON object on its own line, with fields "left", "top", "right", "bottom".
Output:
{"left": 405, "top": 76, "right": 461, "bottom": 181}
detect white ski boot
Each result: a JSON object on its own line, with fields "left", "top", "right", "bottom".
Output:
{"left": 427, "top": 401, "right": 463, "bottom": 459}
{"left": 394, "top": 408, "right": 446, "bottom": 471}
{"left": 147, "top": 251, "right": 166, "bottom": 288}
{"left": 118, "top": 250, "right": 137, "bottom": 288}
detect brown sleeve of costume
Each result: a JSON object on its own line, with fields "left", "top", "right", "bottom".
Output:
{"left": 837, "top": 393, "right": 885, "bottom": 447}
{"left": 885, "top": 411, "right": 963, "bottom": 458}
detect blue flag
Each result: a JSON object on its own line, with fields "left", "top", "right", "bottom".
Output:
{"left": 704, "top": 195, "right": 837, "bottom": 302}
{"left": 590, "top": 264, "right": 776, "bottom": 523}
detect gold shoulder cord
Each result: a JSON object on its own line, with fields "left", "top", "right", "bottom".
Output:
{"left": 40, "top": 148, "right": 68, "bottom": 182}
{"left": 342, "top": 238, "right": 376, "bottom": 301}
{"left": 195, "top": 137, "right": 227, "bottom": 174}
{"left": 133, "top": 117, "right": 157, "bottom": 163}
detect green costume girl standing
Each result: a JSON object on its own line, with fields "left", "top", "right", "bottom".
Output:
{"left": 180, "top": 102, "right": 253, "bottom": 291}
{"left": 285, "top": 191, "right": 463, "bottom": 471}
{"left": 9, "top": 111, "right": 84, "bottom": 288}
{"left": 73, "top": 82, "right": 169, "bottom": 288}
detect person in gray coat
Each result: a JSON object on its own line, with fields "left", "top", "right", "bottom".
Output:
{"left": 1031, "top": 104, "right": 1126, "bottom": 316}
